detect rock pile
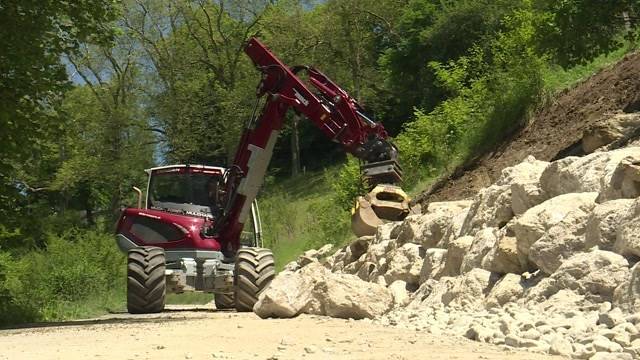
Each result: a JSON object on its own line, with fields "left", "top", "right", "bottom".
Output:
{"left": 255, "top": 125, "right": 640, "bottom": 359}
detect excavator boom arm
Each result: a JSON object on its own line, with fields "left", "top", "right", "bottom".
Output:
{"left": 218, "top": 37, "right": 402, "bottom": 252}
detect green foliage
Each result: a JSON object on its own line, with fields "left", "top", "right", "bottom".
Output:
{"left": 260, "top": 166, "right": 356, "bottom": 269}
{"left": 0, "top": 0, "right": 121, "bottom": 196}
{"left": 330, "top": 156, "right": 367, "bottom": 211}
{"left": 396, "top": 2, "right": 544, "bottom": 182}
{"left": 0, "top": 230, "right": 125, "bottom": 325}
{"left": 532, "top": 0, "right": 640, "bottom": 68}
{"left": 542, "top": 44, "right": 633, "bottom": 92}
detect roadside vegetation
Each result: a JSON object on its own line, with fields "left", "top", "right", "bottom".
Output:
{"left": 2, "top": 0, "right": 640, "bottom": 326}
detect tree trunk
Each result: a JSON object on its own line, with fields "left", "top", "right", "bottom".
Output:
{"left": 291, "top": 113, "right": 302, "bottom": 177}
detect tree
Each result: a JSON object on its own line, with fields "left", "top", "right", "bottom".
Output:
{"left": 122, "top": 0, "right": 272, "bottom": 165}
{"left": 0, "top": 0, "right": 121, "bottom": 250}
{"left": 533, "top": 0, "right": 640, "bottom": 67}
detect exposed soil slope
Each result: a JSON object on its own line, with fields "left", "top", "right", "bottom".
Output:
{"left": 417, "top": 52, "right": 640, "bottom": 204}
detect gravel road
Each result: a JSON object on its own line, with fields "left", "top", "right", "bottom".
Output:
{"left": 0, "top": 305, "right": 561, "bottom": 360}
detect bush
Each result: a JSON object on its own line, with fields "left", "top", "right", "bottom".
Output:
{"left": 0, "top": 229, "right": 125, "bottom": 325}
{"left": 395, "top": 6, "right": 544, "bottom": 183}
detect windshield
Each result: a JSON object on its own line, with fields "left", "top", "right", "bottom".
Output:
{"left": 148, "top": 172, "right": 221, "bottom": 215}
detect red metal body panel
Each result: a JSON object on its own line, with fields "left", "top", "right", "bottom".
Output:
{"left": 117, "top": 208, "right": 222, "bottom": 251}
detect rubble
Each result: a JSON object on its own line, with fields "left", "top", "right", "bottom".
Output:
{"left": 257, "top": 142, "right": 640, "bottom": 359}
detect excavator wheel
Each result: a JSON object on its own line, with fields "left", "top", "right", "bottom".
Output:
{"left": 351, "top": 184, "right": 411, "bottom": 237}
{"left": 127, "top": 247, "right": 166, "bottom": 314}
{"left": 214, "top": 293, "right": 235, "bottom": 310}
{"left": 234, "top": 247, "right": 275, "bottom": 312}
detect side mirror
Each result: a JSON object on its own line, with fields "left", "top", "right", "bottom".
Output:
{"left": 132, "top": 186, "right": 142, "bottom": 209}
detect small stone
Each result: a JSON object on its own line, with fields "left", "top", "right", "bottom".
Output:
{"left": 598, "top": 308, "right": 625, "bottom": 328}
{"left": 573, "top": 343, "right": 596, "bottom": 360}
{"left": 549, "top": 336, "right": 573, "bottom": 356}
{"left": 520, "top": 328, "right": 541, "bottom": 340}
{"left": 304, "top": 346, "right": 317, "bottom": 354}
{"left": 613, "top": 332, "right": 631, "bottom": 347}
{"left": 589, "top": 352, "right": 632, "bottom": 360}
{"left": 593, "top": 335, "right": 623, "bottom": 352}
{"left": 185, "top": 354, "right": 193, "bottom": 360}
{"left": 626, "top": 314, "right": 640, "bottom": 325}
{"left": 613, "top": 322, "right": 638, "bottom": 336}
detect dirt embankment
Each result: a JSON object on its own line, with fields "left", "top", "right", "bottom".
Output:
{"left": 417, "top": 52, "right": 640, "bottom": 204}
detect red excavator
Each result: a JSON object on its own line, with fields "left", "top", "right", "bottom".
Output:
{"left": 115, "top": 37, "right": 409, "bottom": 314}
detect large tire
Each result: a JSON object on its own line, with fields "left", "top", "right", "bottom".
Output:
{"left": 214, "top": 293, "right": 235, "bottom": 310}
{"left": 127, "top": 247, "right": 166, "bottom": 314}
{"left": 234, "top": 248, "right": 275, "bottom": 312}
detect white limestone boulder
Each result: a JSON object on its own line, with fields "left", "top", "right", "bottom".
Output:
{"left": 419, "top": 248, "right": 447, "bottom": 283}
{"left": 585, "top": 199, "right": 635, "bottom": 251}
{"left": 383, "top": 243, "right": 424, "bottom": 287}
{"left": 511, "top": 192, "right": 598, "bottom": 268}
{"left": 254, "top": 262, "right": 393, "bottom": 319}
{"left": 540, "top": 147, "right": 640, "bottom": 198}
{"left": 460, "top": 228, "right": 499, "bottom": 273}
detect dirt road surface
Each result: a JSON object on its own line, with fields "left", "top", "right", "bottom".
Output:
{"left": 0, "top": 305, "right": 562, "bottom": 360}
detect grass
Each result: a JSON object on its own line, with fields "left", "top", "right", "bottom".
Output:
{"left": 166, "top": 292, "right": 213, "bottom": 305}
{"left": 259, "top": 168, "right": 355, "bottom": 270}
{"left": 542, "top": 43, "right": 635, "bottom": 92}
{"left": 37, "top": 289, "right": 126, "bottom": 321}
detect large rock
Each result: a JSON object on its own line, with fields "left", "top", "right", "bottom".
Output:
{"left": 313, "top": 273, "right": 393, "bottom": 319}
{"left": 461, "top": 157, "right": 549, "bottom": 236}
{"left": 397, "top": 200, "right": 471, "bottom": 248}
{"left": 485, "top": 273, "right": 525, "bottom": 308}
{"left": 254, "top": 263, "right": 393, "bottom": 319}
{"left": 496, "top": 155, "right": 549, "bottom": 188}
{"left": 420, "top": 248, "right": 447, "bottom": 283}
{"left": 507, "top": 156, "right": 550, "bottom": 215}
{"left": 582, "top": 113, "right": 640, "bottom": 153}
{"left": 585, "top": 199, "right": 635, "bottom": 251}
{"left": 349, "top": 236, "right": 374, "bottom": 262}
{"left": 394, "top": 214, "right": 423, "bottom": 245}
{"left": 409, "top": 268, "right": 495, "bottom": 311}
{"left": 460, "top": 228, "right": 499, "bottom": 273}
{"left": 253, "top": 269, "right": 314, "bottom": 318}
{"left": 441, "top": 236, "right": 473, "bottom": 277}
{"left": 460, "top": 184, "right": 512, "bottom": 236}
{"left": 528, "top": 202, "right": 595, "bottom": 274}
{"left": 343, "top": 253, "right": 366, "bottom": 275}
{"left": 511, "top": 192, "right": 598, "bottom": 267}
{"left": 530, "top": 250, "right": 630, "bottom": 303}
{"left": 597, "top": 155, "right": 640, "bottom": 202}
{"left": 613, "top": 263, "right": 640, "bottom": 313}
{"left": 383, "top": 243, "right": 424, "bottom": 286}
{"left": 375, "top": 221, "right": 402, "bottom": 242}
{"left": 443, "top": 268, "right": 496, "bottom": 310}
{"left": 614, "top": 198, "right": 640, "bottom": 257}
{"left": 540, "top": 147, "right": 640, "bottom": 198}
{"left": 511, "top": 182, "right": 548, "bottom": 216}
{"left": 481, "top": 236, "right": 524, "bottom": 274}
{"left": 425, "top": 200, "right": 472, "bottom": 214}
{"left": 440, "top": 206, "right": 471, "bottom": 247}
{"left": 363, "top": 239, "right": 395, "bottom": 265}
